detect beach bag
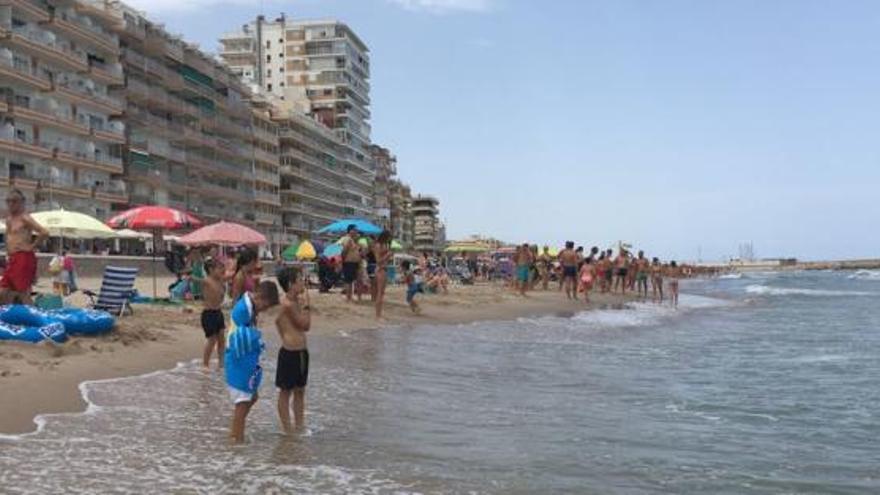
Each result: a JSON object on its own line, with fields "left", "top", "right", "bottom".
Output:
{"left": 48, "top": 256, "right": 63, "bottom": 275}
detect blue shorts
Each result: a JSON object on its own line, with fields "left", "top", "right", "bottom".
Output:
{"left": 516, "top": 266, "right": 530, "bottom": 282}
{"left": 406, "top": 283, "right": 423, "bottom": 303}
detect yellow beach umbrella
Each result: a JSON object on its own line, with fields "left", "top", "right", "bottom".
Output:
{"left": 30, "top": 209, "right": 117, "bottom": 239}
{"left": 295, "top": 240, "right": 317, "bottom": 260}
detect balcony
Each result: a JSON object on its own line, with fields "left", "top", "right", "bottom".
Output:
{"left": 253, "top": 147, "right": 278, "bottom": 165}
{"left": 0, "top": 134, "right": 54, "bottom": 160}
{"left": 0, "top": 55, "right": 52, "bottom": 90}
{"left": 254, "top": 168, "right": 280, "bottom": 186}
{"left": 0, "top": 1, "right": 50, "bottom": 22}
{"left": 94, "top": 180, "right": 128, "bottom": 203}
{"left": 88, "top": 60, "right": 124, "bottom": 86}
{"left": 119, "top": 17, "right": 145, "bottom": 41}
{"left": 187, "top": 154, "right": 245, "bottom": 179}
{"left": 9, "top": 103, "right": 90, "bottom": 136}
{"left": 91, "top": 124, "right": 126, "bottom": 144}
{"left": 74, "top": 0, "right": 124, "bottom": 28}
{"left": 54, "top": 81, "right": 124, "bottom": 115}
{"left": 48, "top": 12, "right": 118, "bottom": 54}
{"left": 255, "top": 189, "right": 280, "bottom": 206}
{"left": 0, "top": 26, "right": 89, "bottom": 72}
{"left": 54, "top": 149, "right": 124, "bottom": 174}
{"left": 255, "top": 211, "right": 277, "bottom": 225}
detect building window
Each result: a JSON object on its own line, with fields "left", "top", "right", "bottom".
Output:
{"left": 280, "top": 82, "right": 284, "bottom": 87}
{"left": 266, "top": 54, "right": 271, "bottom": 63}
{"left": 267, "top": 83, "right": 272, "bottom": 91}
{"left": 267, "top": 69, "right": 272, "bottom": 77}
{"left": 266, "top": 40, "right": 271, "bottom": 49}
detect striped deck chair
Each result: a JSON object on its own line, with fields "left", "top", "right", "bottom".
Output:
{"left": 83, "top": 266, "right": 139, "bottom": 316}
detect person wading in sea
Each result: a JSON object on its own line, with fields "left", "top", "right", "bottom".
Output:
{"left": 1, "top": 189, "right": 48, "bottom": 305}
{"left": 558, "top": 241, "right": 579, "bottom": 300}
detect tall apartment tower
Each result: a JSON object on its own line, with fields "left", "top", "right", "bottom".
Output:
{"left": 412, "top": 194, "right": 441, "bottom": 254}
{"left": 114, "top": 3, "right": 257, "bottom": 226}
{"left": 0, "top": 0, "right": 128, "bottom": 218}
{"left": 219, "top": 15, "right": 375, "bottom": 222}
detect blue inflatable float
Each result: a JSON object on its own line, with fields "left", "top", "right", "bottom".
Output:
{"left": 0, "top": 305, "right": 115, "bottom": 344}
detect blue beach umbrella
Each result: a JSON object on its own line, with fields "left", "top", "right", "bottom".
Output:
{"left": 322, "top": 243, "right": 343, "bottom": 257}
{"left": 316, "top": 218, "right": 382, "bottom": 236}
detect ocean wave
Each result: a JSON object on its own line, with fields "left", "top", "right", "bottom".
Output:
{"left": 848, "top": 270, "right": 880, "bottom": 281}
{"left": 745, "top": 285, "right": 874, "bottom": 297}
{"left": 566, "top": 294, "right": 732, "bottom": 329}
{"left": 718, "top": 273, "right": 743, "bottom": 280}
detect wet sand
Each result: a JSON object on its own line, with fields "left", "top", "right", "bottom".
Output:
{"left": 0, "top": 275, "right": 632, "bottom": 435}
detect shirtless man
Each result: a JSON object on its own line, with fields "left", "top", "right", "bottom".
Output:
{"left": 340, "top": 224, "right": 362, "bottom": 303}
{"left": 1, "top": 190, "right": 48, "bottom": 304}
{"left": 558, "top": 241, "right": 579, "bottom": 300}
{"left": 276, "top": 266, "right": 312, "bottom": 433}
{"left": 513, "top": 243, "right": 533, "bottom": 296}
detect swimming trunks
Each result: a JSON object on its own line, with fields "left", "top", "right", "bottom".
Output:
{"left": 276, "top": 348, "right": 309, "bottom": 389}
{"left": 516, "top": 265, "right": 530, "bottom": 283}
{"left": 1, "top": 251, "right": 37, "bottom": 293}
{"left": 201, "top": 309, "right": 226, "bottom": 338}
{"left": 637, "top": 272, "right": 648, "bottom": 282}
{"left": 617, "top": 268, "right": 628, "bottom": 277}
{"left": 605, "top": 269, "right": 613, "bottom": 281}
{"left": 342, "top": 261, "right": 359, "bottom": 284}
{"left": 406, "top": 282, "right": 423, "bottom": 303}
{"left": 563, "top": 266, "right": 577, "bottom": 278}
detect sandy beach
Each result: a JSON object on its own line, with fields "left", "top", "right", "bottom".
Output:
{"left": 0, "top": 275, "right": 632, "bottom": 435}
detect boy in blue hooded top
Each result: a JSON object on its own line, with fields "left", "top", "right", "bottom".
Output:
{"left": 225, "top": 280, "right": 280, "bottom": 444}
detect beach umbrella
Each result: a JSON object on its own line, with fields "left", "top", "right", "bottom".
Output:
{"left": 115, "top": 228, "right": 152, "bottom": 239}
{"left": 322, "top": 243, "right": 343, "bottom": 258}
{"left": 178, "top": 221, "right": 266, "bottom": 247}
{"left": 106, "top": 206, "right": 202, "bottom": 298}
{"left": 281, "top": 243, "right": 300, "bottom": 261}
{"left": 391, "top": 240, "right": 403, "bottom": 251}
{"left": 541, "top": 247, "right": 559, "bottom": 257}
{"left": 295, "top": 240, "right": 317, "bottom": 260}
{"left": 20, "top": 210, "right": 117, "bottom": 239}
{"left": 316, "top": 218, "right": 382, "bottom": 236}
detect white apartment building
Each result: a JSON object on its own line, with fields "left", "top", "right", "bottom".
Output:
{"left": 0, "top": 0, "right": 127, "bottom": 218}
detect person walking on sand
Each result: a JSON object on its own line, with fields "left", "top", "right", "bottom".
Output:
{"left": 372, "top": 230, "right": 393, "bottom": 320}
{"left": 614, "top": 248, "right": 629, "bottom": 294}
{"left": 578, "top": 258, "right": 596, "bottom": 303}
{"left": 340, "top": 225, "right": 362, "bottom": 303}
{"left": 402, "top": 260, "right": 423, "bottom": 313}
{"left": 1, "top": 190, "right": 48, "bottom": 305}
{"left": 201, "top": 259, "right": 227, "bottom": 369}
{"left": 559, "top": 241, "right": 579, "bottom": 300}
{"left": 514, "top": 243, "right": 533, "bottom": 296}
{"left": 650, "top": 257, "right": 664, "bottom": 303}
{"left": 275, "top": 266, "right": 312, "bottom": 434}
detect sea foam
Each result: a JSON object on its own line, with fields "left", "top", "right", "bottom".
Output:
{"left": 745, "top": 285, "right": 874, "bottom": 297}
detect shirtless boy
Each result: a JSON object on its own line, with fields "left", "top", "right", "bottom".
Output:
{"left": 276, "top": 266, "right": 312, "bottom": 433}
{"left": 1, "top": 190, "right": 48, "bottom": 305}
{"left": 340, "top": 225, "right": 362, "bottom": 303}
{"left": 200, "top": 259, "right": 226, "bottom": 369}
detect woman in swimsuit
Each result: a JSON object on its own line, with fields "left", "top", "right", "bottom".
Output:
{"left": 231, "top": 248, "right": 259, "bottom": 303}
{"left": 650, "top": 257, "right": 664, "bottom": 303}
{"left": 578, "top": 258, "right": 596, "bottom": 303}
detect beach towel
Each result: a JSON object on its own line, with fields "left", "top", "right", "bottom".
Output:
{"left": 224, "top": 294, "right": 263, "bottom": 395}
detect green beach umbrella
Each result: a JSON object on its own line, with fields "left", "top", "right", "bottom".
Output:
{"left": 282, "top": 242, "right": 300, "bottom": 261}
{"left": 391, "top": 239, "right": 403, "bottom": 251}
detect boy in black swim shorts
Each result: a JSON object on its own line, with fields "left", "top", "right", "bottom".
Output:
{"left": 200, "top": 259, "right": 226, "bottom": 369}
{"left": 275, "top": 266, "right": 312, "bottom": 433}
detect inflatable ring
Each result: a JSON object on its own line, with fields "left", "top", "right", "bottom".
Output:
{"left": 0, "top": 305, "right": 115, "bottom": 339}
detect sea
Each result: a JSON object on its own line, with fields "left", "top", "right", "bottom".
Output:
{"left": 1, "top": 270, "right": 878, "bottom": 494}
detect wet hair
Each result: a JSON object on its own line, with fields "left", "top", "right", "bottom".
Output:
{"left": 670, "top": 261, "right": 678, "bottom": 267}
{"left": 565, "top": 241, "right": 574, "bottom": 249}
{"left": 8, "top": 189, "right": 24, "bottom": 201}
{"left": 347, "top": 224, "right": 357, "bottom": 233}
{"left": 257, "top": 280, "right": 280, "bottom": 307}
{"left": 652, "top": 257, "right": 659, "bottom": 264}
{"left": 638, "top": 250, "right": 644, "bottom": 258}
{"left": 235, "top": 248, "right": 258, "bottom": 274}
{"left": 576, "top": 246, "right": 584, "bottom": 253}
{"left": 277, "top": 266, "right": 302, "bottom": 293}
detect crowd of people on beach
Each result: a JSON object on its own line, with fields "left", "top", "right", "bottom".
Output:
{"left": 511, "top": 242, "right": 693, "bottom": 307}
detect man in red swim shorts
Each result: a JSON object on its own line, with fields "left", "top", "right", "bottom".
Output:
{"left": 1, "top": 189, "right": 48, "bottom": 304}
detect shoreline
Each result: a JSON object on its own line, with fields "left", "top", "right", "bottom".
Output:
{"left": 0, "top": 281, "right": 634, "bottom": 435}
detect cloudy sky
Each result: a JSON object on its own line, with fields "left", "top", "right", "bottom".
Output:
{"left": 130, "top": 0, "right": 880, "bottom": 261}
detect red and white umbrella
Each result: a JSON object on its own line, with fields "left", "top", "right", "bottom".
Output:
{"left": 178, "top": 221, "right": 266, "bottom": 247}
{"left": 106, "top": 206, "right": 202, "bottom": 298}
{"left": 106, "top": 206, "right": 202, "bottom": 230}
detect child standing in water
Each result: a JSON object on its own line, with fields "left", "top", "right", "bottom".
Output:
{"left": 225, "top": 280, "right": 280, "bottom": 444}
{"left": 200, "top": 259, "right": 227, "bottom": 369}
{"left": 578, "top": 258, "right": 596, "bottom": 303}
{"left": 275, "top": 267, "right": 312, "bottom": 434}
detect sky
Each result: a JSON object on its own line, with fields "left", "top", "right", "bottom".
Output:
{"left": 125, "top": 0, "right": 880, "bottom": 261}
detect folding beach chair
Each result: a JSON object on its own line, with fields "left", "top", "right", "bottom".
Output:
{"left": 83, "top": 266, "right": 139, "bottom": 317}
